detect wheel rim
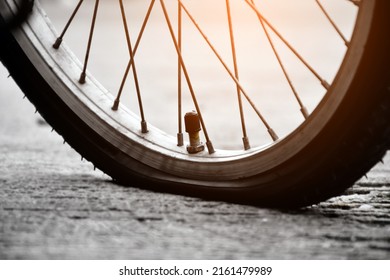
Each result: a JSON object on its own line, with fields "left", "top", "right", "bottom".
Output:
{"left": 3, "top": 0, "right": 374, "bottom": 181}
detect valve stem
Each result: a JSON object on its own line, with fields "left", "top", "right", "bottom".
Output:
{"left": 184, "top": 111, "right": 205, "bottom": 154}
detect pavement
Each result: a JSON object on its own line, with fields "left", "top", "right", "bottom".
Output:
{"left": 0, "top": 64, "right": 389, "bottom": 259}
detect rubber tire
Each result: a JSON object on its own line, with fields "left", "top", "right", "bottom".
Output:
{"left": 1, "top": 0, "right": 389, "bottom": 207}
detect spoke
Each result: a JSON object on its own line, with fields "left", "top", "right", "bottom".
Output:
{"left": 79, "top": 0, "right": 99, "bottom": 84}
{"left": 177, "top": 2, "right": 184, "bottom": 146}
{"left": 115, "top": 0, "right": 148, "bottom": 133}
{"left": 53, "top": 0, "right": 84, "bottom": 49}
{"left": 251, "top": 0, "right": 308, "bottom": 119}
{"left": 112, "top": 0, "right": 155, "bottom": 112}
{"left": 244, "top": 0, "right": 330, "bottom": 90}
{"left": 316, "top": 0, "right": 349, "bottom": 46}
{"left": 160, "top": 0, "right": 215, "bottom": 154}
{"left": 133, "top": 0, "right": 156, "bottom": 54}
{"left": 347, "top": 0, "right": 360, "bottom": 6}
{"left": 226, "top": 0, "right": 251, "bottom": 150}
{"left": 178, "top": 0, "right": 278, "bottom": 142}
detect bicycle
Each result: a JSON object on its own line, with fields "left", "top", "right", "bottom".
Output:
{"left": 0, "top": 0, "right": 389, "bottom": 207}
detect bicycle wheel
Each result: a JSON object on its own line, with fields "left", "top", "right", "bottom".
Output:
{"left": 0, "top": 0, "right": 389, "bottom": 207}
